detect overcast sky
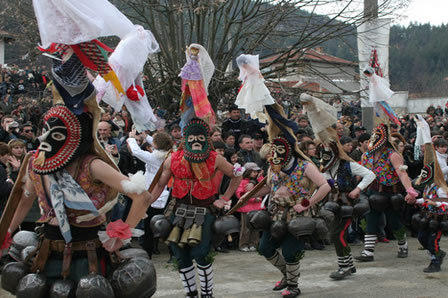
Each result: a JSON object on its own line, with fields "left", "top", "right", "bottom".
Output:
{"left": 396, "top": 0, "right": 447, "bottom": 26}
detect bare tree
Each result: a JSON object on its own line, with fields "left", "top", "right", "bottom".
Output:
{"left": 1, "top": 0, "right": 409, "bottom": 109}
{"left": 117, "top": 0, "right": 409, "bottom": 108}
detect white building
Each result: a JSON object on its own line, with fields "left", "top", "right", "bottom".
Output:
{"left": 260, "top": 47, "right": 360, "bottom": 101}
{"left": 0, "top": 30, "right": 14, "bottom": 65}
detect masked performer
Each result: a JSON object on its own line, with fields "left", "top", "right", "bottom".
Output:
{"left": 0, "top": 52, "right": 156, "bottom": 298}
{"left": 0, "top": 1, "right": 161, "bottom": 296}
{"left": 356, "top": 123, "right": 418, "bottom": 262}
{"left": 299, "top": 93, "right": 376, "bottom": 280}
{"left": 412, "top": 115, "right": 447, "bottom": 273}
{"left": 150, "top": 118, "right": 241, "bottom": 298}
{"left": 245, "top": 103, "right": 330, "bottom": 298}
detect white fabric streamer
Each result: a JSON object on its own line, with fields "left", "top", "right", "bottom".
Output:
{"left": 300, "top": 93, "right": 337, "bottom": 135}
{"left": 94, "top": 25, "right": 159, "bottom": 131}
{"left": 183, "top": 44, "right": 215, "bottom": 95}
{"left": 364, "top": 67, "right": 394, "bottom": 103}
{"left": 415, "top": 114, "right": 432, "bottom": 146}
{"left": 235, "top": 54, "right": 274, "bottom": 122}
{"left": 33, "top": 0, "right": 135, "bottom": 48}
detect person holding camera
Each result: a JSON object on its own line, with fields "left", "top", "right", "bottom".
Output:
{"left": 98, "top": 121, "right": 121, "bottom": 163}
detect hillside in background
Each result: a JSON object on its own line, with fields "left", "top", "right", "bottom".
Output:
{"left": 2, "top": 0, "right": 447, "bottom": 98}
{"left": 322, "top": 23, "right": 448, "bottom": 98}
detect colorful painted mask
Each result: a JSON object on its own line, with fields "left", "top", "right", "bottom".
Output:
{"left": 317, "top": 142, "right": 339, "bottom": 172}
{"left": 183, "top": 118, "right": 211, "bottom": 163}
{"left": 368, "top": 124, "right": 388, "bottom": 153}
{"left": 32, "top": 105, "right": 93, "bottom": 174}
{"left": 270, "top": 137, "right": 292, "bottom": 169}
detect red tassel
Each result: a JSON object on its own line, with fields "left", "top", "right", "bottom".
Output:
{"left": 301, "top": 198, "right": 310, "bottom": 207}
{"left": 126, "top": 85, "right": 144, "bottom": 101}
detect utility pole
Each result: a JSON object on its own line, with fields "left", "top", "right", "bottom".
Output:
{"left": 361, "top": 0, "right": 378, "bottom": 132}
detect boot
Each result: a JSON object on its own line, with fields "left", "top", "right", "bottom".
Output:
{"left": 197, "top": 263, "right": 214, "bottom": 298}
{"left": 423, "top": 261, "right": 441, "bottom": 273}
{"left": 179, "top": 265, "right": 197, "bottom": 296}
{"left": 267, "top": 251, "right": 287, "bottom": 291}
{"left": 439, "top": 250, "right": 446, "bottom": 265}
{"left": 355, "top": 251, "right": 374, "bottom": 262}
{"left": 329, "top": 256, "right": 351, "bottom": 280}
{"left": 397, "top": 246, "right": 408, "bottom": 258}
{"left": 281, "top": 262, "right": 301, "bottom": 298}
{"left": 424, "top": 251, "right": 446, "bottom": 273}
{"left": 186, "top": 290, "right": 198, "bottom": 297}
{"left": 355, "top": 234, "right": 376, "bottom": 262}
{"left": 281, "top": 286, "right": 301, "bottom": 298}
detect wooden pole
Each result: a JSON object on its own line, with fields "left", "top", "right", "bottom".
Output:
{"left": 361, "top": 0, "right": 379, "bottom": 132}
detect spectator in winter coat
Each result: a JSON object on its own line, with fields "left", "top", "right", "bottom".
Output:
{"left": 236, "top": 162, "right": 265, "bottom": 252}
{"left": 0, "top": 142, "right": 13, "bottom": 216}
{"left": 434, "top": 138, "right": 448, "bottom": 181}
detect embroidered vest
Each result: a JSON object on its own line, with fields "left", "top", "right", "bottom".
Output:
{"left": 362, "top": 148, "right": 399, "bottom": 186}
{"left": 29, "top": 154, "right": 117, "bottom": 227}
{"left": 271, "top": 160, "right": 310, "bottom": 198}
{"left": 171, "top": 149, "right": 217, "bottom": 200}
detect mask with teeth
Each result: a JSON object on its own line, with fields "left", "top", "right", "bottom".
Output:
{"left": 183, "top": 118, "right": 211, "bottom": 163}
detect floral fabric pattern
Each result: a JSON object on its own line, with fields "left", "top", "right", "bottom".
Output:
{"left": 271, "top": 160, "right": 310, "bottom": 197}
{"left": 29, "top": 154, "right": 116, "bottom": 227}
{"left": 362, "top": 147, "right": 399, "bottom": 186}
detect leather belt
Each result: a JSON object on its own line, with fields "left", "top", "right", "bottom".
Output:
{"left": 49, "top": 238, "right": 102, "bottom": 253}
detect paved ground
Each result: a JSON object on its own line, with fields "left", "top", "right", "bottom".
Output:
{"left": 153, "top": 237, "right": 448, "bottom": 298}
{"left": 0, "top": 237, "right": 447, "bottom": 297}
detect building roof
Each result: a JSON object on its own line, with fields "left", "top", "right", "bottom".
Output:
{"left": 260, "top": 47, "right": 356, "bottom": 66}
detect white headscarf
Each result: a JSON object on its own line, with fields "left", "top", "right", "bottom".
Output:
{"left": 236, "top": 54, "right": 260, "bottom": 81}
{"left": 185, "top": 44, "right": 215, "bottom": 95}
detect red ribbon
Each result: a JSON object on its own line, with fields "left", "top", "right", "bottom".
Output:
{"left": 301, "top": 198, "right": 310, "bottom": 207}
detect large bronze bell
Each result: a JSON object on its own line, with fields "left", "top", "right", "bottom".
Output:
{"left": 188, "top": 224, "right": 202, "bottom": 246}
{"left": 179, "top": 228, "right": 191, "bottom": 248}
{"left": 167, "top": 226, "right": 182, "bottom": 244}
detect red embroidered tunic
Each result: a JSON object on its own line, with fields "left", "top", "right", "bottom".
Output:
{"left": 171, "top": 149, "right": 217, "bottom": 200}
{"left": 28, "top": 154, "right": 118, "bottom": 227}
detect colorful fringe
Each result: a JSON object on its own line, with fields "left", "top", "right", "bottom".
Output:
{"left": 181, "top": 79, "right": 216, "bottom": 127}
{"left": 375, "top": 101, "right": 400, "bottom": 125}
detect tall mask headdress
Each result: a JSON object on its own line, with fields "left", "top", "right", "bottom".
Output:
{"left": 367, "top": 123, "right": 388, "bottom": 153}
{"left": 317, "top": 142, "right": 339, "bottom": 172}
{"left": 299, "top": 93, "right": 353, "bottom": 170}
{"left": 264, "top": 103, "right": 310, "bottom": 173}
{"left": 414, "top": 115, "right": 447, "bottom": 190}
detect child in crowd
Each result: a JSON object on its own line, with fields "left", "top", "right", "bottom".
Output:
{"left": 236, "top": 162, "right": 265, "bottom": 252}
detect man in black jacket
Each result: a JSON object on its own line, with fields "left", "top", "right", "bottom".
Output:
{"left": 222, "top": 105, "right": 248, "bottom": 149}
